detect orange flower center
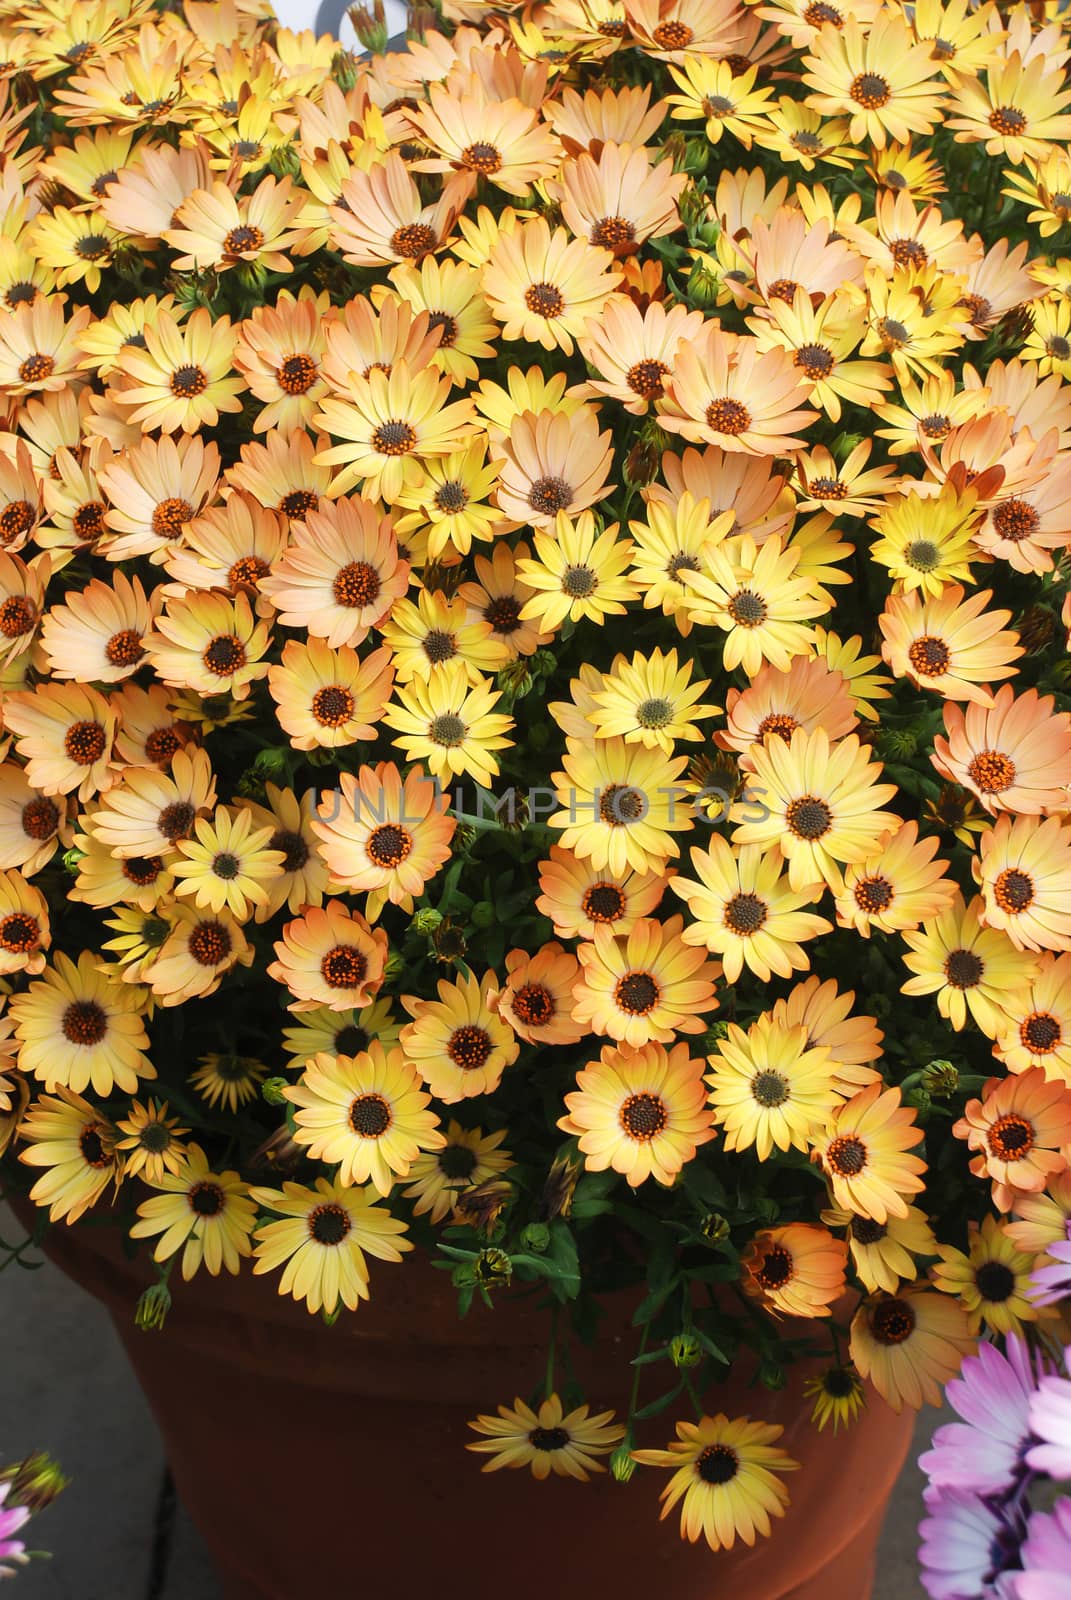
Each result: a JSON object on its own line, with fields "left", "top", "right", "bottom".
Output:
{"left": 757, "top": 712, "right": 800, "bottom": 741}
{"left": 447, "top": 1023, "right": 493, "bottom": 1071}
{"left": 987, "top": 1112, "right": 1034, "bottom": 1161}
{"left": 1021, "top": 1012, "right": 1062, "bottom": 1054}
{"left": 366, "top": 823, "right": 411, "bottom": 868}
{"left": 825, "top": 1133, "right": 867, "bottom": 1176}
{"left": 582, "top": 882, "right": 626, "bottom": 923}
{"left": 890, "top": 238, "right": 927, "bottom": 269}
{"left": 871, "top": 1297, "right": 915, "bottom": 1345}
{"left": 309, "top": 1203, "right": 351, "bottom": 1243}
{"left": 371, "top": 420, "right": 416, "bottom": 456}
{"left": 277, "top": 353, "right": 317, "bottom": 394}
{"left": 804, "top": 2, "right": 842, "bottom": 24}
{"left": 391, "top": 223, "right": 436, "bottom": 258}
{"left": 320, "top": 944, "right": 368, "bottom": 988}
{"left": 202, "top": 633, "right": 246, "bottom": 676}
{"left": 907, "top": 634, "right": 950, "bottom": 676}
{"left": 705, "top": 397, "right": 751, "bottom": 436}
{"left": 460, "top": 141, "right": 502, "bottom": 175}
{"left": 123, "top": 856, "right": 163, "bottom": 886}
{"left": 105, "top": 628, "right": 145, "bottom": 668}
{"left": 152, "top": 496, "right": 194, "bottom": 538}
{"left": 21, "top": 797, "right": 58, "bottom": 841}
{"left": 854, "top": 875, "right": 893, "bottom": 913}
{"left": 723, "top": 891, "right": 767, "bottom": 934}
{"left": 728, "top": 587, "right": 769, "bottom": 627}
{"left": 62, "top": 998, "right": 107, "bottom": 1045}
{"left": 614, "top": 970, "right": 660, "bottom": 1014}
{"left": 0, "top": 595, "right": 35, "bottom": 636}
{"left": 79, "top": 1124, "right": 110, "bottom": 1168}
{"left": 0, "top": 501, "right": 34, "bottom": 543}
{"left": 619, "top": 1090, "right": 668, "bottom": 1140}
{"left": 229, "top": 554, "right": 270, "bottom": 590}
{"left": 0, "top": 910, "right": 39, "bottom": 953}
{"left": 850, "top": 72, "right": 891, "bottom": 110}
{"left": 189, "top": 921, "right": 232, "bottom": 965}
{"left": 993, "top": 867, "right": 1034, "bottom": 914}
{"left": 18, "top": 353, "right": 54, "bottom": 384}
{"left": 626, "top": 358, "right": 669, "bottom": 398}
{"left": 170, "top": 364, "right": 208, "bottom": 398}
{"left": 967, "top": 749, "right": 1015, "bottom": 794}
{"left": 333, "top": 560, "right": 382, "bottom": 609}
{"left": 223, "top": 224, "right": 264, "bottom": 255}
{"left": 64, "top": 719, "right": 107, "bottom": 765}
{"left": 591, "top": 215, "right": 636, "bottom": 250}
{"left": 145, "top": 727, "right": 181, "bottom": 764}
{"left": 73, "top": 502, "right": 106, "bottom": 539}
{"left": 281, "top": 488, "right": 318, "bottom": 519}
{"left": 652, "top": 19, "right": 692, "bottom": 47}
{"left": 989, "top": 106, "right": 1027, "bottom": 137}
{"left": 524, "top": 281, "right": 565, "bottom": 319}
{"left": 512, "top": 982, "right": 555, "bottom": 1027}
{"left": 992, "top": 499, "right": 1040, "bottom": 544}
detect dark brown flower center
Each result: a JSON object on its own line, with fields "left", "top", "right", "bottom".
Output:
{"left": 152, "top": 497, "right": 194, "bottom": 538}
{"left": 188, "top": 921, "right": 232, "bottom": 965}
{"left": 124, "top": 855, "right": 163, "bottom": 886}
{"left": 825, "top": 1133, "right": 867, "bottom": 1176}
{"left": 795, "top": 343, "right": 834, "bottom": 379}
{"left": 0, "top": 502, "right": 34, "bottom": 543}
{"left": 705, "top": 398, "right": 751, "bottom": 436}
{"left": 599, "top": 783, "right": 646, "bottom": 824}
{"left": 786, "top": 794, "right": 832, "bottom": 840}
{"left": 105, "top": 628, "right": 144, "bottom": 668}
{"left": 18, "top": 353, "right": 54, "bottom": 384}
{"left": 321, "top": 944, "right": 368, "bottom": 988}
{"left": 1021, "top": 1012, "right": 1061, "bottom": 1053}
{"left": 871, "top": 1297, "right": 915, "bottom": 1345}
{"left": 757, "top": 712, "right": 800, "bottom": 741}
{"left": 391, "top": 223, "right": 436, "bottom": 258}
{"left": 756, "top": 1243, "right": 793, "bottom": 1288}
{"left": 529, "top": 1426, "right": 570, "bottom": 1451}
{"left": 583, "top": 883, "right": 625, "bottom": 923}
{"left": 652, "top": 19, "right": 692, "bottom": 47}
{"left": 992, "top": 499, "right": 1040, "bottom": 544}
{"left": 223, "top": 224, "right": 264, "bottom": 255}
{"left": 62, "top": 999, "right": 107, "bottom": 1045}
{"left": 484, "top": 595, "right": 522, "bottom": 633}
{"left": 447, "top": 1024, "right": 493, "bottom": 1071}
{"left": 728, "top": 588, "right": 768, "bottom": 627}
{"left": 751, "top": 1069, "right": 788, "bottom": 1107}
{"left": 976, "top": 1261, "right": 1015, "bottom": 1302}
{"left": 908, "top": 634, "right": 951, "bottom": 676}
{"left": 422, "top": 628, "right": 456, "bottom": 664}
{"left": 614, "top": 970, "right": 659, "bottom": 1015}
{"left": 433, "top": 480, "right": 467, "bottom": 513}
{"left": 0, "top": 595, "right": 35, "bottom": 636}
{"left": 64, "top": 720, "right": 107, "bottom": 765}
{"left": 309, "top": 1202, "right": 351, "bottom": 1243}
{"left": 21, "top": 796, "right": 59, "bottom": 841}
{"left": 333, "top": 560, "right": 382, "bottom": 609}
{"left": 945, "top": 948, "right": 983, "bottom": 989}
{"left": 0, "top": 910, "right": 39, "bottom": 952}
{"left": 591, "top": 215, "right": 636, "bottom": 249}
{"left": 626, "top": 358, "right": 669, "bottom": 398}
{"left": 366, "top": 823, "right": 411, "bottom": 868}
{"left": 159, "top": 800, "right": 196, "bottom": 841}
{"left": 697, "top": 1444, "right": 739, "bottom": 1484}
{"left": 460, "top": 141, "right": 502, "bottom": 175}
{"left": 348, "top": 1093, "right": 392, "bottom": 1137}
{"left": 724, "top": 891, "right": 767, "bottom": 934}
{"left": 524, "top": 281, "right": 565, "bottom": 318}
{"left": 989, "top": 106, "right": 1027, "bottom": 137}
{"left": 511, "top": 982, "right": 554, "bottom": 1027}
{"left": 371, "top": 420, "right": 416, "bottom": 456}
{"left": 170, "top": 364, "right": 208, "bottom": 399}
{"left": 278, "top": 353, "right": 317, "bottom": 394}
{"left": 312, "top": 685, "right": 356, "bottom": 727}
{"left": 202, "top": 634, "right": 246, "bottom": 676}
{"left": 73, "top": 502, "right": 106, "bottom": 540}
{"left": 854, "top": 876, "right": 893, "bottom": 913}
{"left": 967, "top": 750, "right": 1015, "bottom": 794}
{"left": 620, "top": 1091, "right": 667, "bottom": 1140}
{"left": 994, "top": 868, "right": 1034, "bottom": 914}
{"left": 850, "top": 72, "right": 891, "bottom": 109}
{"left": 189, "top": 1181, "right": 224, "bottom": 1217}
{"left": 528, "top": 476, "right": 573, "bottom": 516}
{"left": 988, "top": 1113, "right": 1034, "bottom": 1159}
{"left": 280, "top": 489, "right": 318, "bottom": 519}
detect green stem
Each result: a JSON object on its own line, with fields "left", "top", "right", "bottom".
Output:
{"left": 544, "top": 1306, "right": 559, "bottom": 1401}
{"left": 680, "top": 1370, "right": 705, "bottom": 1423}
{"left": 627, "top": 1323, "right": 651, "bottom": 1423}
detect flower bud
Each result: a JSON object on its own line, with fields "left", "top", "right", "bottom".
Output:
{"left": 519, "top": 1222, "right": 551, "bottom": 1254}
{"left": 410, "top": 907, "right": 443, "bottom": 936}
{"left": 470, "top": 901, "right": 496, "bottom": 929}
{"left": 759, "top": 1360, "right": 787, "bottom": 1391}
{"left": 268, "top": 143, "right": 302, "bottom": 181}
{"left": 670, "top": 1333, "right": 703, "bottom": 1368}
{"left": 347, "top": 0, "right": 388, "bottom": 52}
{"left": 134, "top": 1282, "right": 171, "bottom": 1333}
{"left": 698, "top": 1212, "right": 730, "bottom": 1245}
{"left": 1, "top": 1453, "right": 67, "bottom": 1513}
{"left": 383, "top": 950, "right": 407, "bottom": 983}
{"left": 473, "top": 1247, "right": 512, "bottom": 1286}
{"left": 261, "top": 1077, "right": 290, "bottom": 1106}
{"left": 921, "top": 1060, "right": 959, "bottom": 1097}
{"left": 686, "top": 258, "right": 721, "bottom": 310}
{"left": 610, "top": 1443, "right": 636, "bottom": 1483}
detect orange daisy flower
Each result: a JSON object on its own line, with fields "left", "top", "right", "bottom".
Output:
{"left": 143, "top": 590, "right": 271, "bottom": 701}
{"left": 576, "top": 296, "right": 706, "bottom": 415}
{"left": 901, "top": 890, "right": 1039, "bottom": 1038}
{"left": 536, "top": 846, "right": 667, "bottom": 941}
{"left": 399, "top": 968, "right": 519, "bottom": 1103}
{"left": 3, "top": 684, "right": 116, "bottom": 801}
{"left": 498, "top": 943, "right": 586, "bottom": 1047}
{"left": 311, "top": 763, "right": 455, "bottom": 921}
{"left": 769, "top": 976, "right": 884, "bottom": 1098}
{"left": 879, "top": 586, "right": 1023, "bottom": 706}
{"left": 97, "top": 433, "right": 220, "bottom": 564}
{"left": 548, "top": 142, "right": 687, "bottom": 256}
{"left": 482, "top": 217, "right": 621, "bottom": 356}
{"left": 994, "top": 953, "right": 1071, "bottom": 1082}
{"left": 658, "top": 325, "right": 817, "bottom": 454}
{"left": 411, "top": 85, "right": 561, "bottom": 196}
{"left": 144, "top": 906, "right": 254, "bottom": 1007}
{"left": 0, "top": 296, "right": 91, "bottom": 395}
{"left": 834, "top": 821, "right": 956, "bottom": 938}
{"left": 741, "top": 1223, "right": 848, "bottom": 1320}
{"left": 813, "top": 1084, "right": 926, "bottom": 1224}
{"left": 83, "top": 745, "right": 216, "bottom": 860}
{"left": 572, "top": 915, "right": 720, "bottom": 1047}
{"left": 259, "top": 495, "right": 409, "bottom": 649}
{"left": 112, "top": 306, "right": 244, "bottom": 435}
{"left": 313, "top": 359, "right": 476, "bottom": 501}
{"left": 329, "top": 153, "right": 473, "bottom": 267}
{"left": 267, "top": 638, "right": 395, "bottom": 751}
{"left": 268, "top": 900, "right": 389, "bottom": 1014}
{"left": 39, "top": 572, "right": 156, "bottom": 684}
{"left": 718, "top": 656, "right": 858, "bottom": 760}
{"left": 850, "top": 1288, "right": 976, "bottom": 1412}
{"left": 975, "top": 814, "right": 1071, "bottom": 955}
{"left": 932, "top": 687, "right": 1071, "bottom": 816}
{"left": 496, "top": 408, "right": 613, "bottom": 530}
{"left": 165, "top": 176, "right": 305, "bottom": 273}
{"left": 953, "top": 1069, "right": 1071, "bottom": 1212}
{"left": 559, "top": 1039, "right": 714, "bottom": 1187}
{"left": 233, "top": 287, "right": 331, "bottom": 434}
{"left": 802, "top": 11, "right": 945, "bottom": 149}
{"left": 162, "top": 493, "right": 287, "bottom": 616}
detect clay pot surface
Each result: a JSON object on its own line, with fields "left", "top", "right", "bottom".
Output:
{"left": 17, "top": 1201, "right": 914, "bottom": 1600}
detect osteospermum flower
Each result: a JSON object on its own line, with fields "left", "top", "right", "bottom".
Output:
{"left": 932, "top": 687, "right": 1071, "bottom": 816}
{"left": 268, "top": 638, "right": 395, "bottom": 752}
{"left": 0, "top": 296, "right": 91, "bottom": 394}
{"left": 880, "top": 585, "right": 1023, "bottom": 706}
{"left": 995, "top": 954, "right": 1071, "bottom": 1082}
{"left": 802, "top": 11, "right": 944, "bottom": 149}
{"left": 0, "top": 765, "right": 66, "bottom": 877}
{"left": 932, "top": 1216, "right": 1040, "bottom": 1337}
{"left": 39, "top": 572, "right": 156, "bottom": 684}
{"left": 948, "top": 51, "right": 1071, "bottom": 166}
{"left": 381, "top": 589, "right": 509, "bottom": 686}
{"left": 826, "top": 1204, "right": 938, "bottom": 1295}
{"left": 902, "top": 891, "right": 1038, "bottom": 1039}
{"left": 189, "top": 1053, "right": 266, "bottom": 1113}
{"left": 328, "top": 154, "right": 472, "bottom": 268}
{"left": 577, "top": 297, "right": 705, "bottom": 415}
{"left": 114, "top": 1098, "right": 188, "bottom": 1184}
{"left": 269, "top": 900, "right": 388, "bottom": 1014}
{"left": 706, "top": 1013, "right": 839, "bottom": 1161}
{"left": 312, "top": 764, "right": 454, "bottom": 920}
{"left": 313, "top": 360, "right": 476, "bottom": 501}
{"left": 260, "top": 495, "right": 409, "bottom": 649}
{"left": 741, "top": 1223, "right": 848, "bottom": 1320}
{"left": 130, "top": 1144, "right": 255, "bottom": 1281}
{"left": 536, "top": 846, "right": 667, "bottom": 940}
{"left": 803, "top": 1365, "right": 866, "bottom": 1434}
{"left": 482, "top": 217, "right": 621, "bottom": 355}
{"left": 401, "top": 1120, "right": 513, "bottom": 1224}
{"left": 84, "top": 746, "right": 216, "bottom": 859}
{"left": 400, "top": 968, "right": 519, "bottom": 1103}
{"left": 412, "top": 85, "right": 561, "bottom": 195}
{"left": 770, "top": 976, "right": 884, "bottom": 1098}
{"left": 849, "top": 1289, "right": 976, "bottom": 1412}
{"left": 283, "top": 1043, "right": 444, "bottom": 1196}
{"left": 250, "top": 1176, "right": 412, "bottom": 1314}
{"left": 631, "top": 1414, "right": 798, "bottom": 1553}
{"left": 17, "top": 1088, "right": 119, "bottom": 1223}
{"left": 9, "top": 949, "right": 152, "bottom": 1097}
{"left": 920, "top": 1336, "right": 1043, "bottom": 1499}
{"left": 659, "top": 326, "right": 817, "bottom": 455}
{"left": 717, "top": 656, "right": 858, "bottom": 759}
{"left": 834, "top": 821, "right": 956, "bottom": 938}
{"left": 813, "top": 1083, "right": 926, "bottom": 1223}
{"left": 976, "top": 815, "right": 1071, "bottom": 955}
{"left": 373, "top": 258, "right": 499, "bottom": 389}
{"left": 550, "top": 738, "right": 692, "bottom": 876}
{"left": 232, "top": 288, "right": 330, "bottom": 434}
{"left": 383, "top": 661, "right": 514, "bottom": 787}
{"left": 681, "top": 534, "right": 824, "bottom": 677}
{"left": 868, "top": 484, "right": 983, "bottom": 597}
{"left": 98, "top": 433, "right": 220, "bottom": 563}
{"left": 673, "top": 836, "right": 829, "bottom": 983}
{"left": 170, "top": 807, "right": 284, "bottom": 920}
{"left": 113, "top": 307, "right": 244, "bottom": 434}
{"left": 165, "top": 177, "right": 304, "bottom": 273}
{"left": 468, "top": 1394, "right": 625, "bottom": 1480}
{"left": 498, "top": 409, "right": 614, "bottom": 533}
{"left": 732, "top": 727, "right": 899, "bottom": 895}
{"left": 498, "top": 944, "right": 586, "bottom": 1047}
{"left": 144, "top": 590, "right": 271, "bottom": 701}
{"left": 954, "top": 1069, "right": 1071, "bottom": 1212}
{"left": 517, "top": 509, "right": 635, "bottom": 631}
{"left": 0, "top": 869, "right": 49, "bottom": 975}
{"left": 586, "top": 648, "right": 718, "bottom": 753}
{"left": 572, "top": 915, "right": 719, "bottom": 1047}
{"left": 549, "top": 141, "right": 687, "bottom": 255}
{"left": 559, "top": 1039, "right": 714, "bottom": 1186}
{"left": 143, "top": 906, "right": 254, "bottom": 1007}
{"left": 2, "top": 683, "right": 116, "bottom": 800}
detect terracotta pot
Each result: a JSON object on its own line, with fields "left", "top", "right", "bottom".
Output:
{"left": 19, "top": 1202, "right": 912, "bottom": 1600}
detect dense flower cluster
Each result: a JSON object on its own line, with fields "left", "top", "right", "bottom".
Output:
{"left": 3, "top": 0, "right": 1071, "bottom": 1561}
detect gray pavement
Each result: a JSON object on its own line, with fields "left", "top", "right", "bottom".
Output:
{"left": 2, "top": 1207, "right": 929, "bottom": 1598}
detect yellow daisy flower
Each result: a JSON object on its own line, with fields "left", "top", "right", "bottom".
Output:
{"left": 130, "top": 1143, "right": 256, "bottom": 1281}
{"left": 631, "top": 1414, "right": 798, "bottom": 1552}
{"left": 250, "top": 1176, "right": 413, "bottom": 1314}
{"left": 468, "top": 1394, "right": 625, "bottom": 1480}
{"left": 18, "top": 1088, "right": 119, "bottom": 1224}
{"left": 706, "top": 1013, "right": 839, "bottom": 1162}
